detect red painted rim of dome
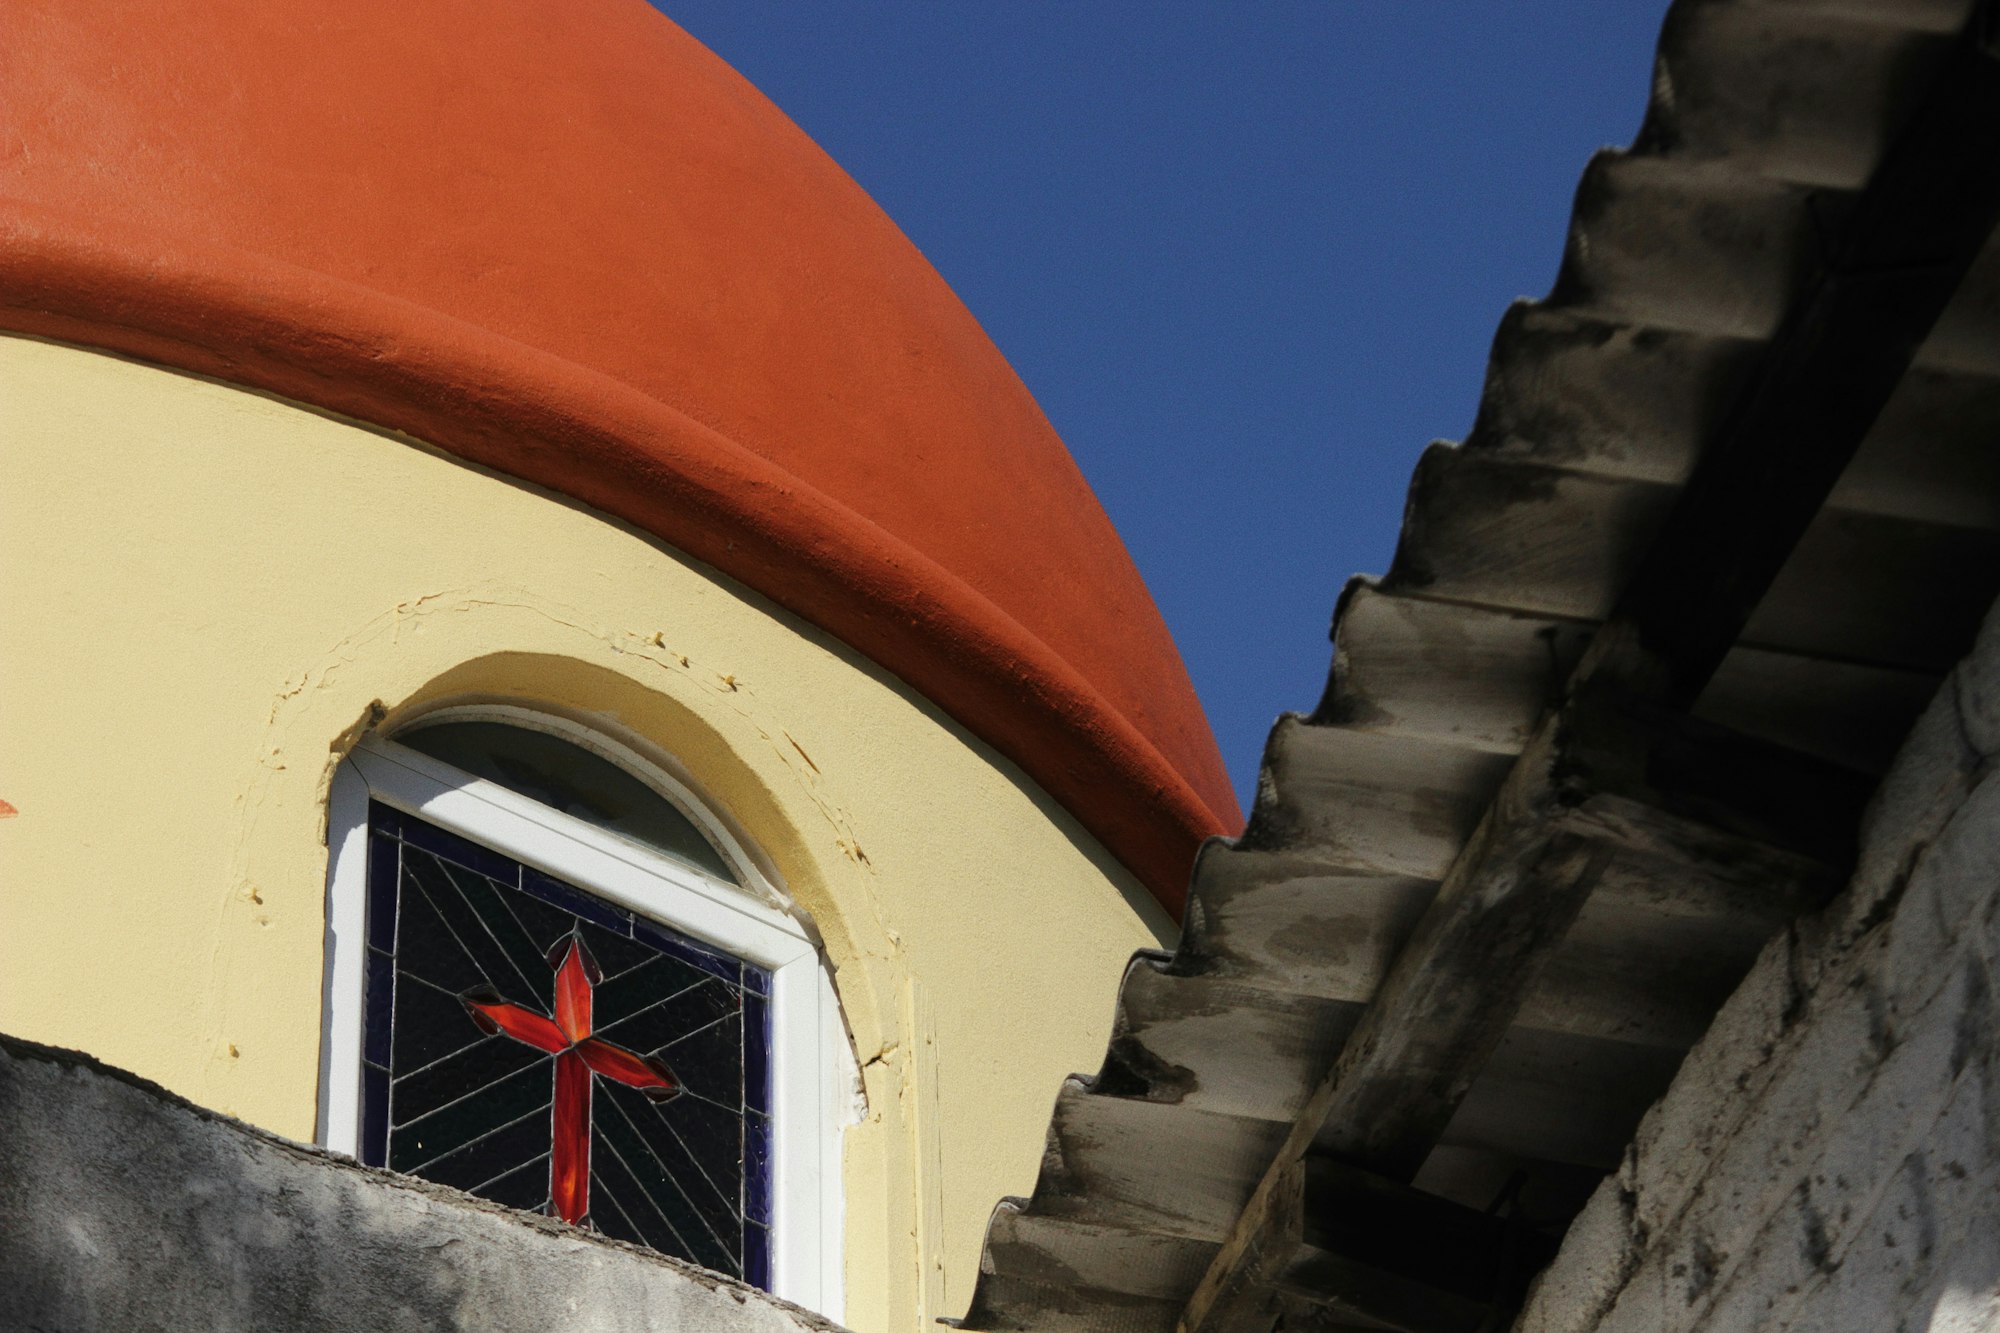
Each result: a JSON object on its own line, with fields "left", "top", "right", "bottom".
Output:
{"left": 0, "top": 200, "right": 1228, "bottom": 915}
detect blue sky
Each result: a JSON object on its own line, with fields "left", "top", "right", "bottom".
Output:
{"left": 656, "top": 3, "right": 1669, "bottom": 812}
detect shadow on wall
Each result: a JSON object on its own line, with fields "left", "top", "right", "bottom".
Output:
{"left": 0, "top": 1033, "right": 844, "bottom": 1333}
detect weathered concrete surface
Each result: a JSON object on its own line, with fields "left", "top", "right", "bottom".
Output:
{"left": 1516, "top": 601, "right": 2000, "bottom": 1333}
{"left": 0, "top": 1034, "right": 846, "bottom": 1333}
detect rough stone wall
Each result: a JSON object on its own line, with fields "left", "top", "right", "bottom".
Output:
{"left": 0, "top": 1034, "right": 846, "bottom": 1333}
{"left": 1517, "top": 606, "right": 2000, "bottom": 1333}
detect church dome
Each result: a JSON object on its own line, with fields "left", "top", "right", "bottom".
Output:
{"left": 0, "top": 0, "right": 1239, "bottom": 909}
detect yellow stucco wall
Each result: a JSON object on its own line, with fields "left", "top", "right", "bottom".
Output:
{"left": 0, "top": 334, "right": 1173, "bottom": 1331}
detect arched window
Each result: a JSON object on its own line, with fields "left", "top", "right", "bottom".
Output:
{"left": 319, "top": 706, "right": 843, "bottom": 1314}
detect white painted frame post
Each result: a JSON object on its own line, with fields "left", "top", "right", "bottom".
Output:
{"left": 319, "top": 729, "right": 844, "bottom": 1318}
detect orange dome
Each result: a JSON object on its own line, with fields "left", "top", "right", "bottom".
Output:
{"left": 0, "top": 0, "right": 1239, "bottom": 911}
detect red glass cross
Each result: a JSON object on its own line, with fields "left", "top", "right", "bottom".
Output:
{"left": 460, "top": 932, "right": 680, "bottom": 1224}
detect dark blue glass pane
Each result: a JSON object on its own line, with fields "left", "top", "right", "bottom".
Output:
{"left": 359, "top": 1061, "right": 389, "bottom": 1167}
{"left": 586, "top": 1166, "right": 651, "bottom": 1250}
{"left": 364, "top": 807, "right": 776, "bottom": 1290}
{"left": 369, "top": 802, "right": 404, "bottom": 838}
{"left": 653, "top": 1008, "right": 743, "bottom": 1107}
{"left": 593, "top": 954, "right": 713, "bottom": 1019}
{"left": 576, "top": 916, "right": 656, "bottom": 981}
{"left": 440, "top": 858, "right": 564, "bottom": 1007}
{"left": 392, "top": 1032, "right": 550, "bottom": 1127}
{"left": 520, "top": 865, "right": 631, "bottom": 935}
{"left": 632, "top": 913, "right": 742, "bottom": 984}
{"left": 601, "top": 1082, "right": 739, "bottom": 1238}
{"left": 393, "top": 867, "right": 494, "bottom": 998}
{"left": 388, "top": 970, "right": 477, "bottom": 1073}
{"left": 595, "top": 1093, "right": 737, "bottom": 1272}
{"left": 743, "top": 1221, "right": 771, "bottom": 1290}
{"left": 404, "top": 852, "right": 548, "bottom": 1008}
{"left": 397, "top": 813, "right": 524, "bottom": 887}
{"left": 744, "top": 1112, "right": 773, "bottom": 1227}
{"left": 743, "top": 991, "right": 770, "bottom": 1115}
{"left": 366, "top": 829, "right": 400, "bottom": 953}
{"left": 390, "top": 1058, "right": 553, "bottom": 1173}
{"left": 417, "top": 1103, "right": 558, "bottom": 1196}
{"left": 492, "top": 882, "right": 580, "bottom": 959}
{"left": 470, "top": 1150, "right": 551, "bottom": 1214}
{"left": 363, "top": 949, "right": 395, "bottom": 1068}
{"left": 655, "top": 1092, "right": 743, "bottom": 1184}
{"left": 594, "top": 978, "right": 738, "bottom": 1061}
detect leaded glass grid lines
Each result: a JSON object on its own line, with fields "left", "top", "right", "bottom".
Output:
{"left": 359, "top": 802, "right": 773, "bottom": 1286}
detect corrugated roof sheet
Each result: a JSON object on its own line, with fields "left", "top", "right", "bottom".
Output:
{"left": 959, "top": 1, "right": 2000, "bottom": 1327}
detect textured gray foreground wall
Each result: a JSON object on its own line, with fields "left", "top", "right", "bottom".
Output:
{"left": 0, "top": 1035, "right": 846, "bottom": 1333}
{"left": 1517, "top": 605, "right": 2000, "bottom": 1333}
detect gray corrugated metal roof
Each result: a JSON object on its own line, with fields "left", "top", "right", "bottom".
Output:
{"left": 959, "top": 2, "right": 2000, "bottom": 1328}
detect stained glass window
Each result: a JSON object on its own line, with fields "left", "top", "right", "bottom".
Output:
{"left": 359, "top": 802, "right": 773, "bottom": 1286}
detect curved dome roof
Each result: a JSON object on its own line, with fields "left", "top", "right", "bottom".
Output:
{"left": 0, "top": 0, "right": 1239, "bottom": 910}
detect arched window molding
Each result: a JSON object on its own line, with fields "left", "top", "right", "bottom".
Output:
{"left": 319, "top": 709, "right": 845, "bottom": 1318}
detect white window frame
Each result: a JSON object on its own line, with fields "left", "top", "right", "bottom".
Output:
{"left": 319, "top": 720, "right": 844, "bottom": 1318}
